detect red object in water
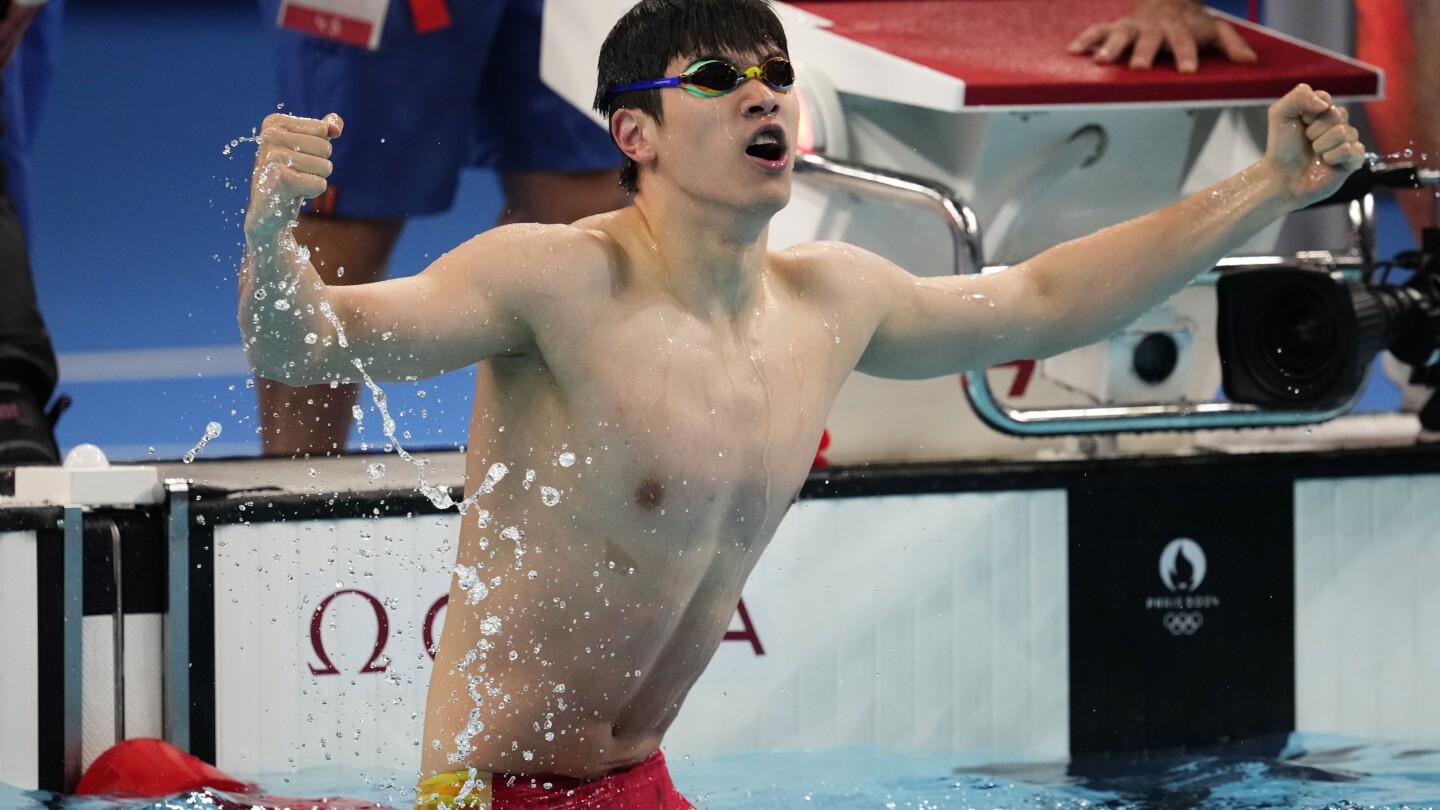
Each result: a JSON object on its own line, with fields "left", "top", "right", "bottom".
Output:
{"left": 75, "top": 738, "right": 249, "bottom": 798}
{"left": 813, "top": 428, "right": 831, "bottom": 468}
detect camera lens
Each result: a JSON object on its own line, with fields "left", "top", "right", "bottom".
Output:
{"left": 1258, "top": 290, "right": 1336, "bottom": 383}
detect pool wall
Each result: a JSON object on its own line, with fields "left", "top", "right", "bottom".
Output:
{"left": 4, "top": 447, "right": 1439, "bottom": 791}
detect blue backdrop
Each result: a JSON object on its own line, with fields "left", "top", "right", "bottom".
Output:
{"left": 29, "top": 0, "right": 1409, "bottom": 461}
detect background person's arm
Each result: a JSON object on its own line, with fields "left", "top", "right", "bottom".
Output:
{"left": 852, "top": 84, "right": 1363, "bottom": 380}
{"left": 239, "top": 113, "right": 547, "bottom": 386}
{"left": 1068, "top": 0, "right": 1258, "bottom": 73}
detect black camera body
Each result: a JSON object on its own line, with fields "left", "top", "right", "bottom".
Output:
{"left": 1217, "top": 230, "right": 1440, "bottom": 413}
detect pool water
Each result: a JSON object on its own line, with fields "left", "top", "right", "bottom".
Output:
{"left": 7, "top": 734, "right": 1440, "bottom": 810}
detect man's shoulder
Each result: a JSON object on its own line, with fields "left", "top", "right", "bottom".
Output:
{"left": 455, "top": 220, "right": 624, "bottom": 298}
{"left": 478, "top": 220, "right": 622, "bottom": 267}
{"left": 771, "top": 239, "right": 891, "bottom": 288}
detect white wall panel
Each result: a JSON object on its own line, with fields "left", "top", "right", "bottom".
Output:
{"left": 663, "top": 490, "right": 1069, "bottom": 759}
{"left": 80, "top": 615, "right": 164, "bottom": 770}
{"left": 214, "top": 516, "right": 459, "bottom": 773}
{"left": 212, "top": 491, "right": 1069, "bottom": 773}
{"left": 1295, "top": 474, "right": 1440, "bottom": 740}
{"left": 0, "top": 531, "right": 39, "bottom": 789}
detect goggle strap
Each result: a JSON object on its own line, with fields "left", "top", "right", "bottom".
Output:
{"left": 607, "top": 76, "right": 682, "bottom": 97}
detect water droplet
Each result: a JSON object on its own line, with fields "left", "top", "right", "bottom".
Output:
{"left": 540, "top": 486, "right": 562, "bottom": 506}
{"left": 274, "top": 298, "right": 291, "bottom": 311}
{"left": 352, "top": 405, "right": 365, "bottom": 420}
{"left": 558, "top": 452, "right": 576, "bottom": 467}
{"left": 368, "top": 463, "right": 386, "bottom": 480}
{"left": 182, "top": 422, "right": 223, "bottom": 464}
{"left": 304, "top": 333, "right": 319, "bottom": 345}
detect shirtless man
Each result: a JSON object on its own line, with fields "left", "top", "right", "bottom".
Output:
{"left": 241, "top": 0, "right": 1364, "bottom": 805}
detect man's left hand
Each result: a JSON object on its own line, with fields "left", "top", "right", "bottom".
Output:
{"left": 1264, "top": 84, "right": 1367, "bottom": 207}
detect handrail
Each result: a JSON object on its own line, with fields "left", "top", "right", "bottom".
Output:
{"left": 793, "top": 151, "right": 1365, "bottom": 434}
{"left": 103, "top": 517, "right": 126, "bottom": 742}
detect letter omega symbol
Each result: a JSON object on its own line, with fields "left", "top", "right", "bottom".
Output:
{"left": 309, "top": 589, "right": 390, "bottom": 676}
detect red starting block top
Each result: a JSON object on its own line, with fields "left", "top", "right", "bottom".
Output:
{"left": 785, "top": 0, "right": 1380, "bottom": 107}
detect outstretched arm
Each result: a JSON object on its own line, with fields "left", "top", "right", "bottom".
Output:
{"left": 1068, "top": 0, "right": 1257, "bottom": 73}
{"left": 855, "top": 84, "right": 1365, "bottom": 380}
{"left": 239, "top": 114, "right": 567, "bottom": 386}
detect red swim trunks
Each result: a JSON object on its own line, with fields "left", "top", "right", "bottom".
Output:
{"left": 416, "top": 750, "right": 695, "bottom": 810}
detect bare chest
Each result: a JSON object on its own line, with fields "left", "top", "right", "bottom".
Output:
{"left": 543, "top": 304, "right": 839, "bottom": 534}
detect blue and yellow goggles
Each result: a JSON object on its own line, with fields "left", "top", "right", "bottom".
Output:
{"left": 607, "top": 56, "right": 795, "bottom": 101}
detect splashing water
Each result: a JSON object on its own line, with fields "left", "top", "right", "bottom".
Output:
{"left": 350, "top": 358, "right": 457, "bottom": 508}
{"left": 501, "top": 526, "right": 526, "bottom": 569}
{"left": 454, "top": 564, "right": 489, "bottom": 605}
{"left": 182, "top": 422, "right": 223, "bottom": 464}
{"left": 319, "top": 301, "right": 350, "bottom": 348}
{"left": 221, "top": 132, "right": 260, "bottom": 157}
{"left": 452, "top": 462, "right": 510, "bottom": 516}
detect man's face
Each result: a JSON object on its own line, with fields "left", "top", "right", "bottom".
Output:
{"left": 645, "top": 48, "right": 799, "bottom": 215}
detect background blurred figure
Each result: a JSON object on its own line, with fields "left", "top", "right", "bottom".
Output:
{"left": 1073, "top": 0, "right": 1435, "bottom": 240}
{"left": 255, "top": 0, "right": 627, "bottom": 458}
{"left": 1355, "top": 0, "right": 1439, "bottom": 244}
{"left": 0, "top": 0, "right": 65, "bottom": 469}
{"left": 1068, "top": 0, "right": 1257, "bottom": 73}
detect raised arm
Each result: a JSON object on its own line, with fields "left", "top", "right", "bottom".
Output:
{"left": 854, "top": 84, "right": 1365, "bottom": 380}
{"left": 240, "top": 113, "right": 576, "bottom": 386}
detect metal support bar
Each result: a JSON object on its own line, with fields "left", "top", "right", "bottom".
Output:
{"left": 163, "top": 479, "right": 190, "bottom": 751}
{"left": 793, "top": 150, "right": 1368, "bottom": 434}
{"left": 794, "top": 152, "right": 984, "bottom": 274}
{"left": 103, "top": 517, "right": 126, "bottom": 741}
{"left": 59, "top": 506, "right": 84, "bottom": 792}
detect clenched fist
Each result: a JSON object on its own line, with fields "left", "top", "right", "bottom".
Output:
{"left": 244, "top": 112, "right": 343, "bottom": 238}
{"left": 1263, "top": 85, "right": 1367, "bottom": 208}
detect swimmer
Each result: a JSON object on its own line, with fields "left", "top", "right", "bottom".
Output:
{"left": 240, "top": 0, "right": 1364, "bottom": 805}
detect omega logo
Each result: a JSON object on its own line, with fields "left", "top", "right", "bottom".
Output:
{"left": 309, "top": 592, "right": 765, "bottom": 676}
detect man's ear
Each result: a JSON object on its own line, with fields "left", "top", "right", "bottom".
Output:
{"left": 611, "top": 108, "right": 656, "bottom": 167}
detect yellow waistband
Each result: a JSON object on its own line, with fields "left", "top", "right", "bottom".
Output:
{"left": 415, "top": 768, "right": 494, "bottom": 810}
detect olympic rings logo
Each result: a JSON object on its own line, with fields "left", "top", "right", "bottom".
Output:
{"left": 1162, "top": 610, "right": 1204, "bottom": 636}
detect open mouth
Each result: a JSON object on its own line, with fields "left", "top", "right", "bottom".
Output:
{"left": 744, "top": 126, "right": 788, "bottom": 165}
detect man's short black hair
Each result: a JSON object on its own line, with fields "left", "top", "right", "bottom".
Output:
{"left": 594, "top": 0, "right": 789, "bottom": 194}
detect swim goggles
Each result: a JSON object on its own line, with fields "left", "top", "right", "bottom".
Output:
{"left": 606, "top": 56, "right": 795, "bottom": 100}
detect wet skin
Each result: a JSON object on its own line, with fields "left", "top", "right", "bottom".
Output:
{"left": 421, "top": 51, "right": 840, "bottom": 777}
{"left": 427, "top": 218, "right": 857, "bottom": 778}
{"left": 241, "top": 44, "right": 1364, "bottom": 782}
